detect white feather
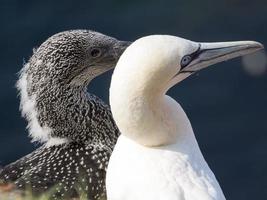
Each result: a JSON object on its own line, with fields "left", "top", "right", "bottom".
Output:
{"left": 17, "top": 62, "right": 68, "bottom": 146}
{"left": 107, "top": 135, "right": 225, "bottom": 200}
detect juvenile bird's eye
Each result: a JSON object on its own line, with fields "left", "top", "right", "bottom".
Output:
{"left": 181, "top": 55, "right": 192, "bottom": 67}
{"left": 90, "top": 48, "right": 101, "bottom": 58}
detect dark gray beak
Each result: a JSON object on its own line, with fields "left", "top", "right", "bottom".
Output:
{"left": 113, "top": 41, "right": 132, "bottom": 58}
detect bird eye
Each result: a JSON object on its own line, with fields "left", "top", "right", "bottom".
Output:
{"left": 181, "top": 55, "right": 192, "bottom": 67}
{"left": 90, "top": 48, "right": 101, "bottom": 58}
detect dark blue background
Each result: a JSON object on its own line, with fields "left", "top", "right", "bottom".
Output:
{"left": 0, "top": 0, "right": 266, "bottom": 199}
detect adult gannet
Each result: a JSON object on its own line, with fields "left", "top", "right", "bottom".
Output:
{"left": 0, "top": 30, "right": 130, "bottom": 199}
{"left": 107, "top": 35, "right": 263, "bottom": 200}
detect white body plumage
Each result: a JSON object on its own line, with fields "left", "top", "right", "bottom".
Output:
{"left": 107, "top": 113, "right": 225, "bottom": 200}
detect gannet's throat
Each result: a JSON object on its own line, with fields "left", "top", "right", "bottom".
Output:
{"left": 111, "top": 85, "right": 194, "bottom": 146}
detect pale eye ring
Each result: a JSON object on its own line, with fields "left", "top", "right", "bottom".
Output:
{"left": 90, "top": 48, "right": 102, "bottom": 58}
{"left": 181, "top": 55, "right": 192, "bottom": 68}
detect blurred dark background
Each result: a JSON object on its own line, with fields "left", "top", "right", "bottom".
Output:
{"left": 0, "top": 0, "right": 266, "bottom": 199}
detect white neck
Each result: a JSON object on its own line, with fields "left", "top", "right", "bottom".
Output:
{"left": 110, "top": 72, "right": 197, "bottom": 147}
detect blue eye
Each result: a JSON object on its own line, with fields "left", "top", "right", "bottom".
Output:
{"left": 181, "top": 55, "right": 192, "bottom": 68}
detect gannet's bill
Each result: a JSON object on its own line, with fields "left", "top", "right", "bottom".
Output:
{"left": 0, "top": 30, "right": 130, "bottom": 199}
{"left": 107, "top": 35, "right": 263, "bottom": 200}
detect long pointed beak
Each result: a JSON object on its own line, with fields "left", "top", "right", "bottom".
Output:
{"left": 175, "top": 40, "right": 264, "bottom": 83}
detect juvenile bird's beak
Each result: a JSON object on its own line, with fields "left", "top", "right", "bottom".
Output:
{"left": 113, "top": 41, "right": 132, "bottom": 59}
{"left": 175, "top": 40, "right": 264, "bottom": 83}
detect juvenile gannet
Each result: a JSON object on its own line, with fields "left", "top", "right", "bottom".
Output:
{"left": 107, "top": 35, "right": 263, "bottom": 200}
{"left": 0, "top": 30, "right": 130, "bottom": 199}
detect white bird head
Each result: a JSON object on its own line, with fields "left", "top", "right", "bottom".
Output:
{"left": 115, "top": 35, "right": 263, "bottom": 93}
{"left": 110, "top": 35, "right": 263, "bottom": 146}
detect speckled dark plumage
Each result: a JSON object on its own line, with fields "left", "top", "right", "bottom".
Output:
{"left": 0, "top": 30, "right": 129, "bottom": 199}
{"left": 1, "top": 141, "right": 111, "bottom": 199}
